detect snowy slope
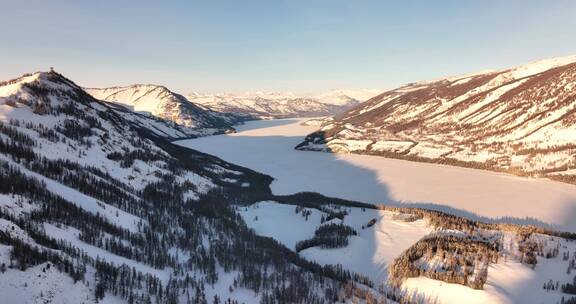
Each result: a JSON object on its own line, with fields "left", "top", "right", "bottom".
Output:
{"left": 297, "top": 54, "right": 576, "bottom": 183}
{"left": 4, "top": 71, "right": 576, "bottom": 303}
{"left": 86, "top": 84, "right": 239, "bottom": 134}
{"left": 239, "top": 201, "right": 432, "bottom": 284}
{"left": 188, "top": 89, "right": 378, "bottom": 119}
{"left": 0, "top": 244, "right": 122, "bottom": 304}
{"left": 314, "top": 89, "right": 382, "bottom": 106}
{"left": 240, "top": 201, "right": 576, "bottom": 304}
{"left": 0, "top": 71, "right": 354, "bottom": 303}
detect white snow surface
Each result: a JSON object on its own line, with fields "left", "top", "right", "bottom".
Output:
{"left": 239, "top": 201, "right": 431, "bottom": 284}
{"left": 240, "top": 202, "right": 576, "bottom": 304}
{"left": 86, "top": 84, "right": 234, "bottom": 131}
{"left": 176, "top": 118, "right": 576, "bottom": 233}
{"left": 402, "top": 236, "right": 576, "bottom": 304}
{"left": 238, "top": 201, "right": 328, "bottom": 251}
{"left": 187, "top": 89, "right": 378, "bottom": 119}
{"left": 0, "top": 244, "right": 124, "bottom": 304}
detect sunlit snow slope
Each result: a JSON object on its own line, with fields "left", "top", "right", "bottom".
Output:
{"left": 297, "top": 55, "right": 576, "bottom": 183}
{"left": 86, "top": 84, "right": 238, "bottom": 134}
{"left": 239, "top": 201, "right": 576, "bottom": 304}
{"left": 188, "top": 89, "right": 379, "bottom": 119}
{"left": 0, "top": 71, "right": 346, "bottom": 303}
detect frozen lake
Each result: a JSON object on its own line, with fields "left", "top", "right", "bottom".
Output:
{"left": 176, "top": 118, "right": 576, "bottom": 233}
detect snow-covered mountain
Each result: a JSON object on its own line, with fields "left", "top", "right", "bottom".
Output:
{"left": 188, "top": 89, "right": 379, "bottom": 119}
{"left": 86, "top": 85, "right": 376, "bottom": 130}
{"left": 86, "top": 84, "right": 240, "bottom": 133}
{"left": 2, "top": 70, "right": 576, "bottom": 304}
{"left": 297, "top": 55, "right": 576, "bottom": 183}
{"left": 0, "top": 71, "right": 359, "bottom": 303}
{"left": 314, "top": 89, "right": 383, "bottom": 106}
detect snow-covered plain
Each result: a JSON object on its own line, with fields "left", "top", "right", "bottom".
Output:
{"left": 176, "top": 118, "right": 576, "bottom": 233}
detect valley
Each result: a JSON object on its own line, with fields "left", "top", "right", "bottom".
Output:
{"left": 176, "top": 117, "right": 576, "bottom": 303}
{"left": 1, "top": 70, "right": 576, "bottom": 304}
{"left": 3, "top": 2, "right": 576, "bottom": 303}
{"left": 176, "top": 118, "right": 576, "bottom": 233}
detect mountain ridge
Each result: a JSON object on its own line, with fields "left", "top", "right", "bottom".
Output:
{"left": 0, "top": 70, "right": 360, "bottom": 303}
{"left": 188, "top": 89, "right": 379, "bottom": 119}
{"left": 296, "top": 54, "right": 576, "bottom": 184}
{"left": 85, "top": 84, "right": 240, "bottom": 134}
{"left": 2, "top": 69, "right": 576, "bottom": 304}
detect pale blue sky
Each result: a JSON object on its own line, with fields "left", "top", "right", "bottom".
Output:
{"left": 1, "top": 1, "right": 575, "bottom": 93}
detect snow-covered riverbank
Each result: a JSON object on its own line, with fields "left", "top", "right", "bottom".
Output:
{"left": 176, "top": 118, "right": 576, "bottom": 232}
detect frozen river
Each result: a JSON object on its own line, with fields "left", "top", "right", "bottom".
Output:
{"left": 176, "top": 118, "right": 576, "bottom": 233}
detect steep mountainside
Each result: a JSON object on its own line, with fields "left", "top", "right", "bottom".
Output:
{"left": 0, "top": 71, "right": 365, "bottom": 303}
{"left": 2, "top": 71, "right": 576, "bottom": 303}
{"left": 0, "top": 72, "right": 576, "bottom": 304}
{"left": 297, "top": 55, "right": 576, "bottom": 183}
{"left": 86, "top": 84, "right": 240, "bottom": 134}
{"left": 188, "top": 90, "right": 378, "bottom": 119}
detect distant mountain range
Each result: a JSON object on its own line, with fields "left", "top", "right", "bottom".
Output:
{"left": 86, "top": 84, "right": 380, "bottom": 134}
{"left": 297, "top": 55, "right": 576, "bottom": 183}
{"left": 188, "top": 89, "right": 380, "bottom": 120}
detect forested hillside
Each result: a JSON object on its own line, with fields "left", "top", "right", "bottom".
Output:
{"left": 0, "top": 71, "right": 369, "bottom": 303}
{"left": 2, "top": 70, "right": 576, "bottom": 304}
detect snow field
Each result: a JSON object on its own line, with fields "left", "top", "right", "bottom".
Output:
{"left": 177, "top": 118, "right": 576, "bottom": 233}
{"left": 240, "top": 201, "right": 576, "bottom": 304}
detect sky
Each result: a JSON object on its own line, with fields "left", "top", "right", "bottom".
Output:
{"left": 1, "top": 0, "right": 576, "bottom": 94}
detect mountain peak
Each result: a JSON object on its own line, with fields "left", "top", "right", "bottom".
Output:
{"left": 0, "top": 70, "right": 91, "bottom": 114}
{"left": 187, "top": 90, "right": 365, "bottom": 119}
{"left": 85, "top": 84, "right": 238, "bottom": 130}
{"left": 0, "top": 70, "right": 81, "bottom": 92}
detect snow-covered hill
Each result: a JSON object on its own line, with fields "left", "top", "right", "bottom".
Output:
{"left": 240, "top": 201, "right": 576, "bottom": 304}
{"left": 0, "top": 71, "right": 361, "bottom": 303}
{"left": 86, "top": 84, "right": 240, "bottom": 134}
{"left": 3, "top": 70, "right": 576, "bottom": 304}
{"left": 297, "top": 55, "right": 576, "bottom": 183}
{"left": 188, "top": 89, "right": 379, "bottom": 119}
